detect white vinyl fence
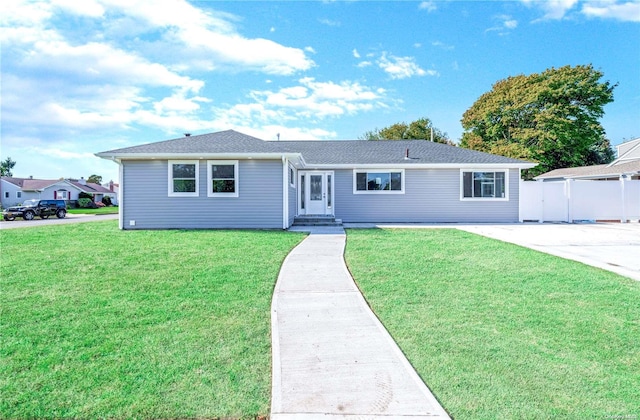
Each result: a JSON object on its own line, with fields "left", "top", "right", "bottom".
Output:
{"left": 520, "top": 178, "right": 640, "bottom": 223}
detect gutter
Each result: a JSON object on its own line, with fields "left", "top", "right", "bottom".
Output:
{"left": 94, "top": 152, "right": 302, "bottom": 161}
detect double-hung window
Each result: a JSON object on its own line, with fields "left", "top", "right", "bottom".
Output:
{"left": 168, "top": 160, "right": 199, "bottom": 197}
{"left": 208, "top": 160, "right": 238, "bottom": 197}
{"left": 55, "top": 190, "right": 68, "bottom": 200}
{"left": 461, "top": 170, "right": 508, "bottom": 200}
{"left": 353, "top": 170, "right": 404, "bottom": 194}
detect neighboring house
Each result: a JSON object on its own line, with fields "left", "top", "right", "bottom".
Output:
{"left": 66, "top": 178, "right": 117, "bottom": 204}
{"left": 535, "top": 137, "right": 640, "bottom": 181}
{"left": 96, "top": 130, "right": 536, "bottom": 230}
{"left": 0, "top": 176, "right": 117, "bottom": 208}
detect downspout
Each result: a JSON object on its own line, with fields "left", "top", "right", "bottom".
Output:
{"left": 118, "top": 161, "right": 124, "bottom": 230}
{"left": 282, "top": 156, "right": 288, "bottom": 230}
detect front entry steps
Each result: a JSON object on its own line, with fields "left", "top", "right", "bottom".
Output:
{"left": 292, "top": 215, "right": 343, "bottom": 227}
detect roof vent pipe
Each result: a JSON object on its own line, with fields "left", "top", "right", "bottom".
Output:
{"left": 404, "top": 148, "right": 410, "bottom": 160}
{"left": 184, "top": 133, "right": 191, "bottom": 137}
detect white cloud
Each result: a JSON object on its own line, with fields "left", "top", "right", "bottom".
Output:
{"left": 81, "top": 0, "right": 315, "bottom": 75}
{"left": 0, "top": 0, "right": 52, "bottom": 27}
{"left": 52, "top": 0, "right": 105, "bottom": 17}
{"left": 504, "top": 19, "right": 518, "bottom": 29}
{"left": 353, "top": 48, "right": 361, "bottom": 58}
{"left": 486, "top": 15, "right": 519, "bottom": 34}
{"left": 153, "top": 92, "right": 211, "bottom": 115}
{"left": 318, "top": 18, "right": 341, "bottom": 26}
{"left": 582, "top": 1, "right": 640, "bottom": 22}
{"left": 21, "top": 40, "right": 203, "bottom": 91}
{"left": 530, "top": 0, "right": 579, "bottom": 20}
{"left": 432, "top": 41, "right": 454, "bottom": 50}
{"left": 520, "top": 0, "right": 640, "bottom": 22}
{"left": 377, "top": 53, "right": 432, "bottom": 79}
{"left": 419, "top": 1, "right": 437, "bottom": 12}
{"left": 210, "top": 78, "right": 388, "bottom": 132}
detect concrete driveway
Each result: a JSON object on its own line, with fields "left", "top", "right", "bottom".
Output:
{"left": 344, "top": 222, "right": 640, "bottom": 282}
{"left": 458, "top": 223, "right": 640, "bottom": 281}
{"left": 0, "top": 213, "right": 118, "bottom": 229}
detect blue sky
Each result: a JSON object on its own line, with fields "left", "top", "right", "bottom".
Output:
{"left": 1, "top": 0, "right": 639, "bottom": 183}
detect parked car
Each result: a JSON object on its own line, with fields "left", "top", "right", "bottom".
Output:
{"left": 2, "top": 199, "right": 67, "bottom": 221}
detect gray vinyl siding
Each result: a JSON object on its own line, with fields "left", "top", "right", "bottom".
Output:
{"left": 334, "top": 168, "right": 520, "bottom": 223}
{"left": 288, "top": 183, "right": 297, "bottom": 227}
{"left": 121, "top": 159, "right": 283, "bottom": 229}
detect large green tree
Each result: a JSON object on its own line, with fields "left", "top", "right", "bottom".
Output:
{"left": 87, "top": 174, "right": 103, "bottom": 185}
{"left": 0, "top": 157, "right": 16, "bottom": 177}
{"left": 460, "top": 65, "right": 616, "bottom": 179}
{"left": 361, "top": 117, "right": 454, "bottom": 145}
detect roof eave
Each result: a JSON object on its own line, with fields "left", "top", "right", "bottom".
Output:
{"left": 303, "top": 162, "right": 537, "bottom": 170}
{"left": 537, "top": 170, "right": 640, "bottom": 180}
{"left": 95, "top": 152, "right": 303, "bottom": 161}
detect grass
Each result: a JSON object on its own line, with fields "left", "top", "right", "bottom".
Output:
{"left": 344, "top": 228, "right": 640, "bottom": 419}
{"left": 67, "top": 207, "right": 119, "bottom": 215}
{"left": 1, "top": 221, "right": 304, "bottom": 418}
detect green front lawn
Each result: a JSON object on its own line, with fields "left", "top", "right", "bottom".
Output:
{"left": 1, "top": 221, "right": 304, "bottom": 418}
{"left": 67, "top": 207, "right": 119, "bottom": 215}
{"left": 345, "top": 229, "right": 640, "bottom": 419}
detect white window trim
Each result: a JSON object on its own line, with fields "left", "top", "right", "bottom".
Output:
{"left": 168, "top": 160, "right": 199, "bottom": 197}
{"left": 207, "top": 160, "right": 239, "bottom": 198}
{"left": 56, "top": 190, "right": 69, "bottom": 200}
{"left": 459, "top": 169, "right": 509, "bottom": 201}
{"left": 353, "top": 169, "right": 405, "bottom": 194}
{"left": 289, "top": 164, "right": 296, "bottom": 188}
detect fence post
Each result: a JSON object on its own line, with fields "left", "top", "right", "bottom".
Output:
{"left": 538, "top": 179, "right": 544, "bottom": 223}
{"left": 566, "top": 178, "right": 574, "bottom": 223}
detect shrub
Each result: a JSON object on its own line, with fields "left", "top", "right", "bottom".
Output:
{"left": 102, "top": 196, "right": 112, "bottom": 206}
{"left": 77, "top": 198, "right": 93, "bottom": 208}
{"left": 96, "top": 201, "right": 106, "bottom": 207}
{"left": 78, "top": 192, "right": 93, "bottom": 200}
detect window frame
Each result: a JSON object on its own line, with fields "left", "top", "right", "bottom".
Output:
{"left": 207, "top": 160, "right": 239, "bottom": 198}
{"left": 460, "top": 169, "right": 509, "bottom": 201}
{"left": 352, "top": 169, "right": 405, "bottom": 194}
{"left": 289, "top": 165, "right": 296, "bottom": 188}
{"left": 168, "top": 160, "right": 199, "bottom": 197}
{"left": 55, "top": 190, "right": 69, "bottom": 200}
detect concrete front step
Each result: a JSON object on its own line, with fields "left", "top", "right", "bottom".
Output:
{"left": 293, "top": 216, "right": 343, "bottom": 227}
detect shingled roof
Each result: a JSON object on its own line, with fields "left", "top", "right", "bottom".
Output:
{"left": 535, "top": 160, "right": 640, "bottom": 180}
{"left": 97, "top": 129, "right": 534, "bottom": 167}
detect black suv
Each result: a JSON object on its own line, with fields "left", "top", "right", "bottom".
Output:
{"left": 3, "top": 199, "right": 67, "bottom": 221}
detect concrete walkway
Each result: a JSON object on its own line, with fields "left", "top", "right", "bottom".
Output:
{"left": 271, "top": 227, "right": 449, "bottom": 419}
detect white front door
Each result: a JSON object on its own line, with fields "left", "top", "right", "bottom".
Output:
{"left": 300, "top": 171, "right": 333, "bottom": 215}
